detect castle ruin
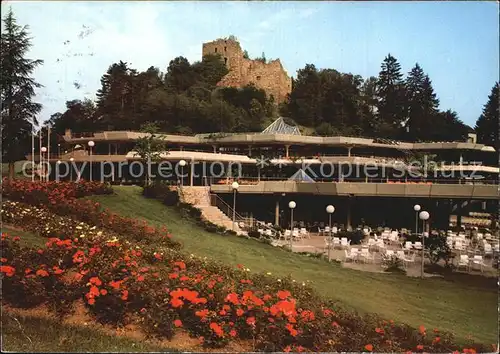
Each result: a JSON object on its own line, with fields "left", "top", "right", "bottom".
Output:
{"left": 202, "top": 38, "right": 292, "bottom": 103}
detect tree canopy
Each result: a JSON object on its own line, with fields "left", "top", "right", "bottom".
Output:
{"left": 1, "top": 8, "right": 43, "bottom": 179}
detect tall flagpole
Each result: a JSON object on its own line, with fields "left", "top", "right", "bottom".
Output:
{"left": 39, "top": 128, "right": 42, "bottom": 181}
{"left": 47, "top": 125, "right": 51, "bottom": 182}
{"left": 31, "top": 122, "right": 35, "bottom": 182}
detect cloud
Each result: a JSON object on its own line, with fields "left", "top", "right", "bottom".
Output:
{"left": 6, "top": 1, "right": 174, "bottom": 122}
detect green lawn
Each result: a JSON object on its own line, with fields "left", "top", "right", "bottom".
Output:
{"left": 1, "top": 312, "right": 175, "bottom": 352}
{"left": 2, "top": 225, "right": 45, "bottom": 248}
{"left": 88, "top": 186, "right": 494, "bottom": 344}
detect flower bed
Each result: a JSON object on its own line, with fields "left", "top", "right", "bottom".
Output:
{"left": 0, "top": 231, "right": 489, "bottom": 353}
{"left": 0, "top": 181, "right": 492, "bottom": 352}
{"left": 2, "top": 180, "right": 181, "bottom": 250}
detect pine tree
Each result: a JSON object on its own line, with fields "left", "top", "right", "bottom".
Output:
{"left": 1, "top": 8, "right": 43, "bottom": 179}
{"left": 376, "top": 54, "right": 406, "bottom": 138}
{"left": 404, "top": 64, "right": 439, "bottom": 141}
{"left": 475, "top": 83, "right": 499, "bottom": 149}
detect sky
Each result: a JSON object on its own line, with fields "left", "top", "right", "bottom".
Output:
{"left": 3, "top": 1, "right": 499, "bottom": 127}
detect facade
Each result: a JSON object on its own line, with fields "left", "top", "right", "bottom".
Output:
{"left": 202, "top": 38, "right": 292, "bottom": 103}
{"left": 36, "top": 122, "right": 498, "bottom": 230}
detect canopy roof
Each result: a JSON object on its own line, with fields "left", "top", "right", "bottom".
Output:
{"left": 262, "top": 117, "right": 301, "bottom": 135}
{"left": 288, "top": 168, "right": 315, "bottom": 182}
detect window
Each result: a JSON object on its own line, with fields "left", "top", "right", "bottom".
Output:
{"left": 224, "top": 46, "right": 227, "bottom": 51}
{"left": 256, "top": 75, "right": 261, "bottom": 81}
{"left": 224, "top": 57, "right": 228, "bottom": 65}
{"left": 214, "top": 47, "right": 218, "bottom": 53}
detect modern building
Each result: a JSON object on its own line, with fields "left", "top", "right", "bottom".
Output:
{"left": 37, "top": 118, "right": 499, "bottom": 230}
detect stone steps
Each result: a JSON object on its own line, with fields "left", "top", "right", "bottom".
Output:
{"left": 179, "top": 186, "right": 242, "bottom": 234}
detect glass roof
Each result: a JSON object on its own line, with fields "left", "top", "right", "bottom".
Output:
{"left": 261, "top": 117, "right": 301, "bottom": 135}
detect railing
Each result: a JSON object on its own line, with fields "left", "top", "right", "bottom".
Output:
{"left": 209, "top": 193, "right": 250, "bottom": 225}
{"left": 209, "top": 193, "right": 283, "bottom": 237}
{"left": 208, "top": 176, "right": 499, "bottom": 185}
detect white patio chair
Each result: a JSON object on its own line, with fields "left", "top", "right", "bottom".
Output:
{"left": 457, "top": 255, "right": 469, "bottom": 271}
{"left": 284, "top": 229, "right": 291, "bottom": 240}
{"left": 403, "top": 252, "right": 416, "bottom": 268}
{"left": 363, "top": 228, "right": 369, "bottom": 236}
{"left": 404, "top": 241, "right": 413, "bottom": 251}
{"left": 292, "top": 229, "right": 301, "bottom": 241}
{"left": 331, "top": 226, "right": 338, "bottom": 234}
{"left": 367, "top": 238, "right": 376, "bottom": 251}
{"left": 324, "top": 226, "right": 331, "bottom": 235}
{"left": 484, "top": 243, "right": 493, "bottom": 257}
{"left": 265, "top": 229, "right": 274, "bottom": 238}
{"left": 360, "top": 248, "right": 374, "bottom": 263}
{"left": 414, "top": 241, "right": 422, "bottom": 250}
{"left": 344, "top": 249, "right": 356, "bottom": 262}
{"left": 340, "top": 238, "right": 350, "bottom": 249}
{"left": 471, "top": 255, "right": 486, "bottom": 272}
{"left": 396, "top": 250, "right": 406, "bottom": 260}
{"left": 300, "top": 228, "right": 310, "bottom": 239}
{"left": 332, "top": 237, "right": 341, "bottom": 248}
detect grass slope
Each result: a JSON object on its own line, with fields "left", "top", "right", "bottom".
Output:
{"left": 2, "top": 225, "right": 45, "bottom": 248}
{"left": 89, "top": 186, "right": 494, "bottom": 344}
{"left": 1, "top": 312, "right": 173, "bottom": 352}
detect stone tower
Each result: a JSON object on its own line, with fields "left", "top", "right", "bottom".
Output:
{"left": 202, "top": 37, "right": 292, "bottom": 103}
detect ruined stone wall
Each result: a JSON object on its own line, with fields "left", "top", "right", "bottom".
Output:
{"left": 202, "top": 38, "right": 292, "bottom": 103}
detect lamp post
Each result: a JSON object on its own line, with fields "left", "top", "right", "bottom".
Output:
{"left": 419, "top": 210, "right": 430, "bottom": 279}
{"left": 232, "top": 181, "right": 239, "bottom": 231}
{"left": 179, "top": 159, "right": 186, "bottom": 187}
{"left": 69, "top": 157, "right": 74, "bottom": 182}
{"left": 288, "top": 201, "right": 296, "bottom": 250}
{"left": 326, "top": 205, "right": 335, "bottom": 261}
{"left": 413, "top": 204, "right": 421, "bottom": 235}
{"left": 41, "top": 147, "right": 47, "bottom": 182}
{"left": 56, "top": 160, "right": 62, "bottom": 182}
{"left": 88, "top": 141, "right": 95, "bottom": 181}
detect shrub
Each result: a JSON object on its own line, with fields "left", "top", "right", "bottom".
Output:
{"left": 337, "top": 230, "right": 364, "bottom": 245}
{"left": 426, "top": 234, "right": 452, "bottom": 266}
{"left": 248, "top": 230, "right": 261, "bottom": 238}
{"left": 382, "top": 255, "right": 406, "bottom": 274}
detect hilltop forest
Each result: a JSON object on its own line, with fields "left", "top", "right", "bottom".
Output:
{"left": 45, "top": 53, "right": 498, "bottom": 148}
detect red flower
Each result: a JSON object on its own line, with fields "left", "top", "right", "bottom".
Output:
{"left": 419, "top": 325, "right": 426, "bottom": 335}
{"left": 36, "top": 269, "right": 49, "bottom": 277}
{"left": 209, "top": 322, "right": 224, "bottom": 337}
{"left": 169, "top": 273, "right": 179, "bottom": 279}
{"left": 89, "top": 277, "right": 102, "bottom": 286}
{"left": 173, "top": 261, "right": 186, "bottom": 270}
{"left": 416, "top": 345, "right": 424, "bottom": 350}
{"left": 88, "top": 298, "right": 95, "bottom": 305}
{"left": 226, "top": 293, "right": 240, "bottom": 305}
{"left": 364, "top": 344, "right": 373, "bottom": 352}
{"left": 100, "top": 289, "right": 108, "bottom": 296}
{"left": 286, "top": 323, "right": 298, "bottom": 337}
{"left": 375, "top": 327, "right": 385, "bottom": 335}
{"left": 277, "top": 290, "right": 291, "bottom": 299}
{"left": 0, "top": 258, "right": 7, "bottom": 262}
{"left": 137, "top": 275, "right": 145, "bottom": 282}
{"left": 236, "top": 308, "right": 244, "bottom": 317}
{"left": 246, "top": 316, "right": 256, "bottom": 326}
{"left": 0, "top": 265, "right": 15, "bottom": 277}
{"left": 173, "top": 319, "right": 183, "bottom": 327}
{"left": 170, "top": 298, "right": 184, "bottom": 308}
{"left": 121, "top": 290, "right": 129, "bottom": 300}
{"left": 195, "top": 309, "right": 209, "bottom": 318}
{"left": 283, "top": 345, "right": 292, "bottom": 353}
{"left": 432, "top": 336, "right": 440, "bottom": 344}
{"left": 229, "top": 329, "right": 237, "bottom": 337}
